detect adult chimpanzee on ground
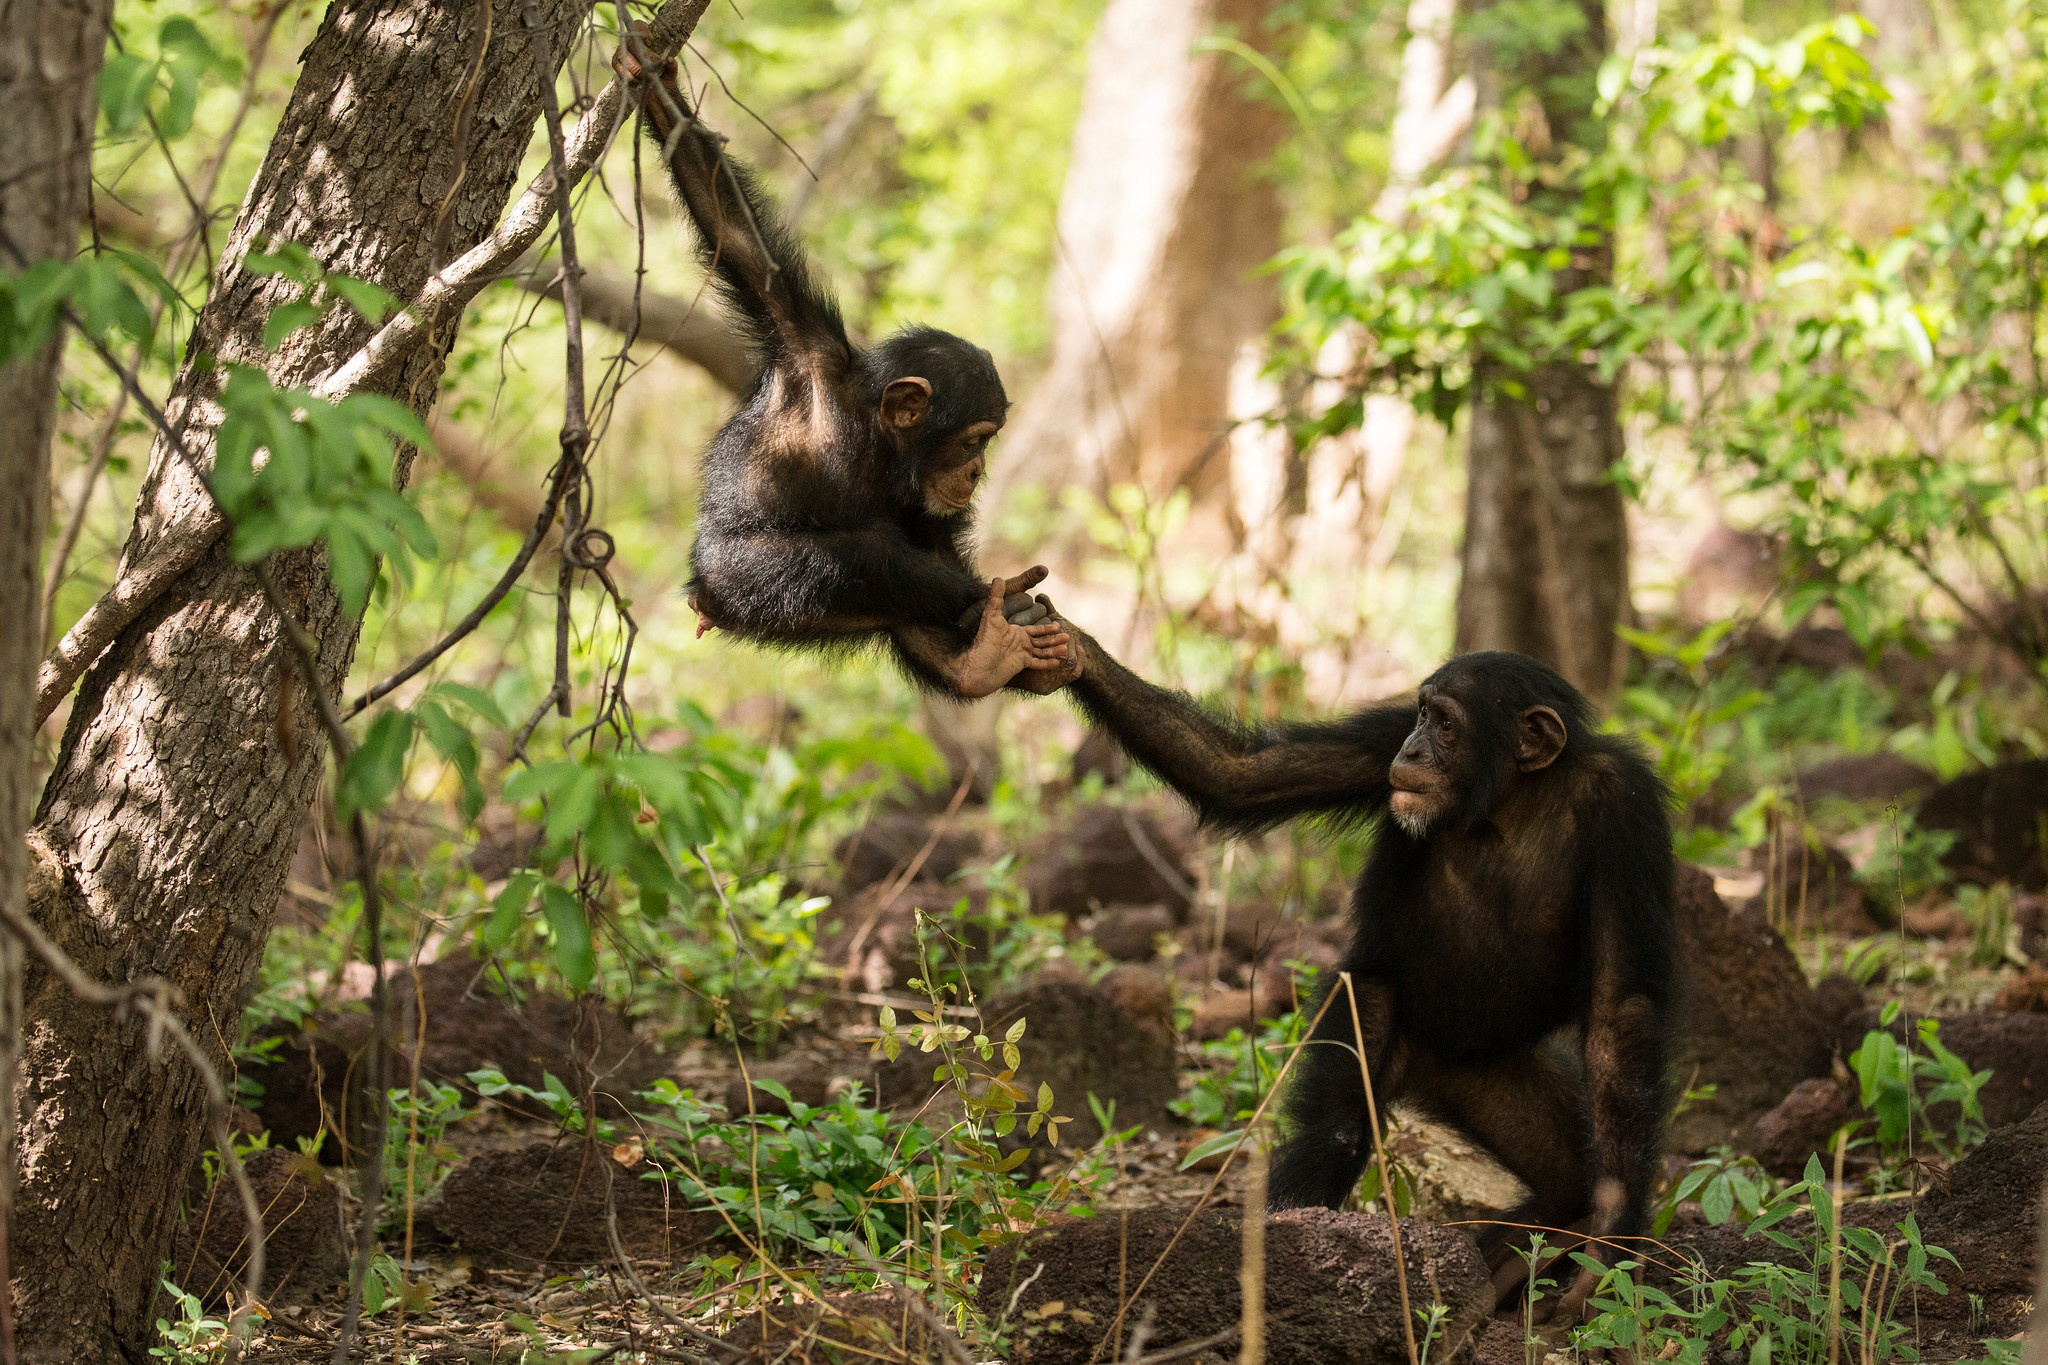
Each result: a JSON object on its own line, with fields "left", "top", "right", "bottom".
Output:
{"left": 1058, "top": 635, "right": 1674, "bottom": 1309}
{"left": 612, "top": 36, "right": 1070, "bottom": 697}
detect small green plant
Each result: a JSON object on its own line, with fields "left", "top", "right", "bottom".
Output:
{"left": 148, "top": 1276, "right": 229, "bottom": 1363}
{"left": 1172, "top": 1013, "right": 1301, "bottom": 1170}
{"left": 1653, "top": 1147, "right": 1779, "bottom": 1236}
{"left": 1574, "top": 1155, "right": 1957, "bottom": 1365}
{"left": 384, "top": 1079, "right": 467, "bottom": 1215}
{"left": 1955, "top": 883, "right": 2026, "bottom": 970}
{"left": 1851, "top": 1005, "right": 1992, "bottom": 1162}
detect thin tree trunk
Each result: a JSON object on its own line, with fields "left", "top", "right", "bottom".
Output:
{"left": 1455, "top": 0, "right": 1630, "bottom": 699}
{"left": 0, "top": 1, "right": 113, "bottom": 1353}
{"left": 16, "top": 2, "right": 581, "bottom": 1357}
{"left": 1456, "top": 359, "right": 1629, "bottom": 695}
{"left": 985, "top": 0, "right": 1286, "bottom": 552}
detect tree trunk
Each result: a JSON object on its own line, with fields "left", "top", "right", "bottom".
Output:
{"left": 985, "top": 0, "right": 1286, "bottom": 550}
{"left": 16, "top": 2, "right": 582, "bottom": 1358}
{"left": 0, "top": 0, "right": 113, "bottom": 1346}
{"left": 1455, "top": 0, "right": 1630, "bottom": 699}
{"left": 1455, "top": 360, "right": 1629, "bottom": 696}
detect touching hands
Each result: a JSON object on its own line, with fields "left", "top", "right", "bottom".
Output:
{"left": 952, "top": 576, "right": 1075, "bottom": 699}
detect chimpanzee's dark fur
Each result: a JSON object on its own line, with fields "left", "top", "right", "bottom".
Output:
{"left": 1069, "top": 645, "right": 1674, "bottom": 1281}
{"left": 626, "top": 52, "right": 1008, "bottom": 691}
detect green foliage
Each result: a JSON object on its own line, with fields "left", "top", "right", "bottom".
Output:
{"left": 384, "top": 1080, "right": 467, "bottom": 1214}
{"left": 0, "top": 251, "right": 179, "bottom": 366}
{"left": 148, "top": 1277, "right": 230, "bottom": 1363}
{"left": 1850, "top": 1009, "right": 1991, "bottom": 1160}
{"left": 102, "top": 15, "right": 240, "bottom": 141}
{"left": 1576, "top": 1156, "right": 1956, "bottom": 1365}
{"left": 1653, "top": 1146, "right": 1777, "bottom": 1236}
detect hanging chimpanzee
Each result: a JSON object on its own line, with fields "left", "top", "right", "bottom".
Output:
{"left": 1061, "top": 639, "right": 1674, "bottom": 1310}
{"left": 612, "top": 35, "right": 1070, "bottom": 697}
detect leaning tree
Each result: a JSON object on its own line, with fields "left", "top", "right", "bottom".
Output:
{"left": 13, "top": 1, "right": 711, "bottom": 1356}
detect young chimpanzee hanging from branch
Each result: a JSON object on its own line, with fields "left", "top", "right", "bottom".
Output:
{"left": 612, "top": 34, "right": 1073, "bottom": 698}
{"left": 1054, "top": 636, "right": 1674, "bottom": 1320}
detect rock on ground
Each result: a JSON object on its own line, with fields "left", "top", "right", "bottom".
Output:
{"left": 834, "top": 810, "right": 980, "bottom": 894}
{"left": 977, "top": 1205, "right": 1491, "bottom": 1365}
{"left": 717, "top": 1288, "right": 951, "bottom": 1362}
{"left": 175, "top": 1147, "right": 349, "bottom": 1306}
{"left": 981, "top": 980, "right": 1180, "bottom": 1150}
{"left": 1838, "top": 1008, "right": 2048, "bottom": 1129}
{"left": 1749, "top": 1078, "right": 1857, "bottom": 1176}
{"left": 1914, "top": 759, "right": 2048, "bottom": 890}
{"left": 246, "top": 957, "right": 661, "bottom": 1161}
{"left": 429, "top": 1140, "right": 720, "bottom": 1268}
{"left": 1025, "top": 801, "right": 1196, "bottom": 920}
{"left": 1668, "top": 865, "right": 1834, "bottom": 1153}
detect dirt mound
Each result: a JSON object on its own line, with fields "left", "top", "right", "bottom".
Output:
{"left": 245, "top": 957, "right": 662, "bottom": 1162}
{"left": 1914, "top": 759, "right": 2048, "bottom": 889}
{"left": 1793, "top": 754, "right": 1935, "bottom": 806}
{"left": 834, "top": 811, "right": 980, "bottom": 894}
{"left": 977, "top": 1205, "right": 1490, "bottom": 1365}
{"left": 1748, "top": 825, "right": 1879, "bottom": 935}
{"left": 718, "top": 1288, "right": 948, "bottom": 1362}
{"left": 1917, "top": 1099, "right": 2048, "bottom": 1293}
{"left": 1749, "top": 1078, "right": 1857, "bottom": 1176}
{"left": 1087, "top": 902, "right": 1177, "bottom": 961}
{"left": 1669, "top": 866, "right": 1834, "bottom": 1152}
{"left": 816, "top": 879, "right": 990, "bottom": 994}
{"left": 981, "top": 980, "right": 1179, "bottom": 1150}
{"left": 174, "top": 1147, "right": 348, "bottom": 1306}
{"left": 1025, "top": 802, "right": 1195, "bottom": 920}
{"left": 430, "top": 1140, "right": 719, "bottom": 1268}
{"left": 1838, "top": 1008, "right": 2048, "bottom": 1129}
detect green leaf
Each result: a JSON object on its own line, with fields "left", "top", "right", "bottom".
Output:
{"left": 262, "top": 300, "right": 323, "bottom": 352}
{"left": 540, "top": 883, "right": 595, "bottom": 991}
{"left": 98, "top": 53, "right": 158, "bottom": 134}
{"left": 336, "top": 710, "right": 415, "bottom": 818}
{"left": 484, "top": 872, "right": 538, "bottom": 951}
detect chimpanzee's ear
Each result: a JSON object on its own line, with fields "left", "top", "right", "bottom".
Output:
{"left": 881, "top": 377, "right": 932, "bottom": 430}
{"left": 1515, "top": 706, "right": 1567, "bottom": 771}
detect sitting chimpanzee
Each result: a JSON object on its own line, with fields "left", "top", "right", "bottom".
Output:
{"left": 613, "top": 35, "right": 1070, "bottom": 697}
{"left": 1058, "top": 635, "right": 1674, "bottom": 1310}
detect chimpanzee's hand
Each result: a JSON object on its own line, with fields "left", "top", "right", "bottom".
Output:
{"left": 611, "top": 21, "right": 680, "bottom": 94}
{"left": 955, "top": 566, "right": 1051, "bottom": 632}
{"left": 1007, "top": 598, "right": 1084, "bottom": 694}
{"left": 952, "top": 578, "right": 1071, "bottom": 699}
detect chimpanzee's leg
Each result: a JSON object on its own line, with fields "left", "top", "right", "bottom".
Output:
{"left": 1268, "top": 976, "right": 1405, "bottom": 1210}
{"left": 1401, "top": 1039, "right": 1592, "bottom": 1271}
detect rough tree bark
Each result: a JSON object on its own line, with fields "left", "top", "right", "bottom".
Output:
{"left": 1454, "top": 0, "right": 1630, "bottom": 699}
{"left": 0, "top": 0, "right": 114, "bottom": 1344}
{"left": 15, "top": 2, "right": 581, "bottom": 1358}
{"left": 985, "top": 0, "right": 1286, "bottom": 547}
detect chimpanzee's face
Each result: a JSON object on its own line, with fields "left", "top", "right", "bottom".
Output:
{"left": 1389, "top": 686, "right": 1466, "bottom": 837}
{"left": 1387, "top": 676, "right": 1569, "bottom": 838}
{"left": 920, "top": 418, "right": 1002, "bottom": 516}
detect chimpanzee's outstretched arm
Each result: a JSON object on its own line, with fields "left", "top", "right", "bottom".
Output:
{"left": 1066, "top": 630, "right": 1414, "bottom": 834}
{"left": 619, "top": 41, "right": 852, "bottom": 376}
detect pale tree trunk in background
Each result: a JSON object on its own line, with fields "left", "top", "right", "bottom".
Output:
{"left": 1455, "top": 0, "right": 1630, "bottom": 700}
{"left": 986, "top": 0, "right": 1286, "bottom": 559}
{"left": 0, "top": 0, "right": 113, "bottom": 1344}
{"left": 1860, "top": 0, "right": 1936, "bottom": 164}
{"left": 16, "top": 2, "right": 581, "bottom": 1357}
{"left": 1216, "top": 0, "right": 1471, "bottom": 691}
{"left": 1250, "top": 0, "right": 1472, "bottom": 603}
